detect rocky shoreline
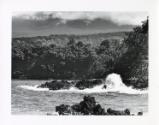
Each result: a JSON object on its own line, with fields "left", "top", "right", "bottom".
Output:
{"left": 37, "top": 79, "right": 145, "bottom": 116}
{"left": 37, "top": 79, "right": 104, "bottom": 90}
{"left": 37, "top": 78, "right": 147, "bottom": 91}
{"left": 55, "top": 96, "right": 143, "bottom": 116}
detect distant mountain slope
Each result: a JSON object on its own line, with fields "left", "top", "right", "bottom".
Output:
{"left": 12, "top": 14, "right": 135, "bottom": 38}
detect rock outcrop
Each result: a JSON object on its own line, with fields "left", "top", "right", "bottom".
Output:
{"left": 56, "top": 96, "right": 106, "bottom": 115}
{"left": 38, "top": 79, "right": 103, "bottom": 90}
{"left": 55, "top": 96, "right": 131, "bottom": 115}
{"left": 38, "top": 80, "right": 73, "bottom": 90}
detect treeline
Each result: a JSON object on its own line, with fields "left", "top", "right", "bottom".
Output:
{"left": 12, "top": 19, "right": 148, "bottom": 89}
{"left": 12, "top": 37, "right": 124, "bottom": 79}
{"left": 12, "top": 32, "right": 126, "bottom": 47}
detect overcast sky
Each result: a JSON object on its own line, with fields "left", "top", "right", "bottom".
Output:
{"left": 12, "top": 12, "right": 147, "bottom": 37}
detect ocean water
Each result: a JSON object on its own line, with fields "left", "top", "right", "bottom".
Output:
{"left": 11, "top": 78, "right": 148, "bottom": 115}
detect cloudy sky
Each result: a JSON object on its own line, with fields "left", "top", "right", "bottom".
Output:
{"left": 12, "top": 12, "right": 147, "bottom": 37}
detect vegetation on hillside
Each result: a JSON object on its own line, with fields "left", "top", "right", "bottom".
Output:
{"left": 114, "top": 19, "right": 148, "bottom": 88}
{"left": 12, "top": 19, "right": 148, "bottom": 89}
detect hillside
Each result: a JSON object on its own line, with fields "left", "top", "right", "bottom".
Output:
{"left": 12, "top": 19, "right": 148, "bottom": 89}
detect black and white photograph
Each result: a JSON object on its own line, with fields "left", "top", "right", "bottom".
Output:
{"left": 11, "top": 11, "right": 148, "bottom": 116}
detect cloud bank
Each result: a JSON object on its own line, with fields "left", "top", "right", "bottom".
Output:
{"left": 13, "top": 11, "right": 147, "bottom": 25}
{"left": 12, "top": 12, "right": 148, "bottom": 37}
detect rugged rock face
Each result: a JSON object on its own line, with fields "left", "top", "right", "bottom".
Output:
{"left": 55, "top": 96, "right": 131, "bottom": 115}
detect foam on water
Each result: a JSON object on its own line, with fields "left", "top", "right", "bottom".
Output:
{"left": 18, "top": 73, "right": 148, "bottom": 94}
{"left": 103, "top": 73, "right": 148, "bottom": 94}
{"left": 18, "top": 85, "right": 49, "bottom": 91}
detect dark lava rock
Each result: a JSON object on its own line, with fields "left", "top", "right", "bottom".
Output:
{"left": 56, "top": 95, "right": 106, "bottom": 115}
{"left": 38, "top": 79, "right": 103, "bottom": 90}
{"left": 38, "top": 80, "right": 73, "bottom": 90}
{"left": 93, "top": 104, "right": 106, "bottom": 115}
{"left": 107, "top": 108, "right": 130, "bottom": 115}
{"left": 55, "top": 96, "right": 133, "bottom": 116}
{"left": 71, "top": 103, "right": 82, "bottom": 113}
{"left": 75, "top": 79, "right": 103, "bottom": 90}
{"left": 56, "top": 104, "right": 72, "bottom": 115}
{"left": 124, "top": 109, "right": 130, "bottom": 115}
{"left": 137, "top": 112, "right": 143, "bottom": 116}
{"left": 79, "top": 96, "right": 97, "bottom": 115}
{"left": 55, "top": 96, "right": 133, "bottom": 115}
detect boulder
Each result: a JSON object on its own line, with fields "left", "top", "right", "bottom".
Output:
{"left": 38, "top": 80, "right": 73, "bottom": 90}
{"left": 56, "top": 104, "right": 71, "bottom": 115}
{"left": 124, "top": 109, "right": 130, "bottom": 115}
{"left": 102, "top": 85, "right": 107, "bottom": 89}
{"left": 79, "top": 96, "right": 97, "bottom": 115}
{"left": 75, "top": 79, "right": 103, "bottom": 90}
{"left": 93, "top": 104, "right": 106, "bottom": 115}
{"left": 137, "top": 112, "right": 143, "bottom": 116}
{"left": 55, "top": 96, "right": 133, "bottom": 116}
{"left": 107, "top": 108, "right": 130, "bottom": 115}
{"left": 56, "top": 95, "right": 106, "bottom": 115}
{"left": 71, "top": 103, "right": 82, "bottom": 113}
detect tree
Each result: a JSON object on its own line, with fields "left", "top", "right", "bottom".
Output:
{"left": 114, "top": 19, "right": 148, "bottom": 88}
